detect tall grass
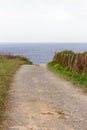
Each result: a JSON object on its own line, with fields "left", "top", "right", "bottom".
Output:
{"left": 48, "top": 50, "right": 87, "bottom": 92}
{"left": 53, "top": 51, "right": 87, "bottom": 73}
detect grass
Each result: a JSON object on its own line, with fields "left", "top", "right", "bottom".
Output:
{"left": 0, "top": 55, "right": 32, "bottom": 127}
{"left": 48, "top": 61, "right": 87, "bottom": 92}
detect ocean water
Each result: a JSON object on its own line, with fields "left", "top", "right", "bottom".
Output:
{"left": 0, "top": 43, "right": 87, "bottom": 64}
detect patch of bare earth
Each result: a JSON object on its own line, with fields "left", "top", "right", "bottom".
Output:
{"left": 3, "top": 65, "right": 87, "bottom": 130}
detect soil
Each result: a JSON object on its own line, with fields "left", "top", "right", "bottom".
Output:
{"left": 3, "top": 64, "right": 87, "bottom": 130}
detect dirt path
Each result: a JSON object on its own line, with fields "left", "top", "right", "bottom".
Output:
{"left": 4, "top": 64, "right": 87, "bottom": 130}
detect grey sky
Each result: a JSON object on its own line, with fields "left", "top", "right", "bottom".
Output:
{"left": 0, "top": 0, "right": 87, "bottom": 43}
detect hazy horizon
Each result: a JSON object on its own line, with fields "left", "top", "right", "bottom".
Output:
{"left": 0, "top": 43, "right": 87, "bottom": 64}
{"left": 0, "top": 42, "right": 87, "bottom": 45}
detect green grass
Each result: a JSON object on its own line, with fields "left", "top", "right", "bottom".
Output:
{"left": 48, "top": 61, "right": 87, "bottom": 92}
{"left": 0, "top": 56, "right": 32, "bottom": 127}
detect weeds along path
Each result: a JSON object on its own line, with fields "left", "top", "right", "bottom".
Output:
{"left": 4, "top": 65, "right": 87, "bottom": 130}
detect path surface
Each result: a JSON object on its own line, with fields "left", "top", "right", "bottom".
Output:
{"left": 5, "top": 64, "right": 87, "bottom": 130}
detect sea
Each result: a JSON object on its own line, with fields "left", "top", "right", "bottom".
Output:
{"left": 0, "top": 43, "right": 87, "bottom": 64}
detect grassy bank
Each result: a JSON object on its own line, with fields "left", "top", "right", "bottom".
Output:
{"left": 53, "top": 50, "right": 87, "bottom": 73}
{"left": 0, "top": 55, "right": 32, "bottom": 126}
{"left": 48, "top": 61, "right": 87, "bottom": 92}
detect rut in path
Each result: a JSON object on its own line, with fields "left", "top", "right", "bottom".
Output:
{"left": 4, "top": 64, "right": 87, "bottom": 130}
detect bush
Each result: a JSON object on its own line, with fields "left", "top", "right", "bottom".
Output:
{"left": 53, "top": 51, "right": 87, "bottom": 73}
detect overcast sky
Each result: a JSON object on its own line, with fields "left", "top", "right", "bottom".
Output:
{"left": 0, "top": 0, "right": 87, "bottom": 43}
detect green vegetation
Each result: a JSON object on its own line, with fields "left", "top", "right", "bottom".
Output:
{"left": 53, "top": 50, "right": 87, "bottom": 73}
{"left": 49, "top": 50, "right": 87, "bottom": 92}
{"left": 48, "top": 61, "right": 87, "bottom": 92}
{"left": 0, "top": 54, "right": 32, "bottom": 125}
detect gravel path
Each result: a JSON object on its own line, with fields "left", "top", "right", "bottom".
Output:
{"left": 5, "top": 64, "right": 87, "bottom": 130}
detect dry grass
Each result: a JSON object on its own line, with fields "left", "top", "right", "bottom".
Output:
{"left": 53, "top": 50, "right": 87, "bottom": 73}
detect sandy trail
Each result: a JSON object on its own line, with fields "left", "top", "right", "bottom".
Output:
{"left": 4, "top": 64, "right": 87, "bottom": 130}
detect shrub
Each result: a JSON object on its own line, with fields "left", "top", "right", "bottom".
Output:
{"left": 53, "top": 51, "right": 87, "bottom": 74}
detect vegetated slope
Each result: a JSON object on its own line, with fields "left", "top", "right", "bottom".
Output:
{"left": 0, "top": 54, "right": 32, "bottom": 128}
{"left": 48, "top": 51, "right": 87, "bottom": 91}
{"left": 53, "top": 50, "right": 87, "bottom": 73}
